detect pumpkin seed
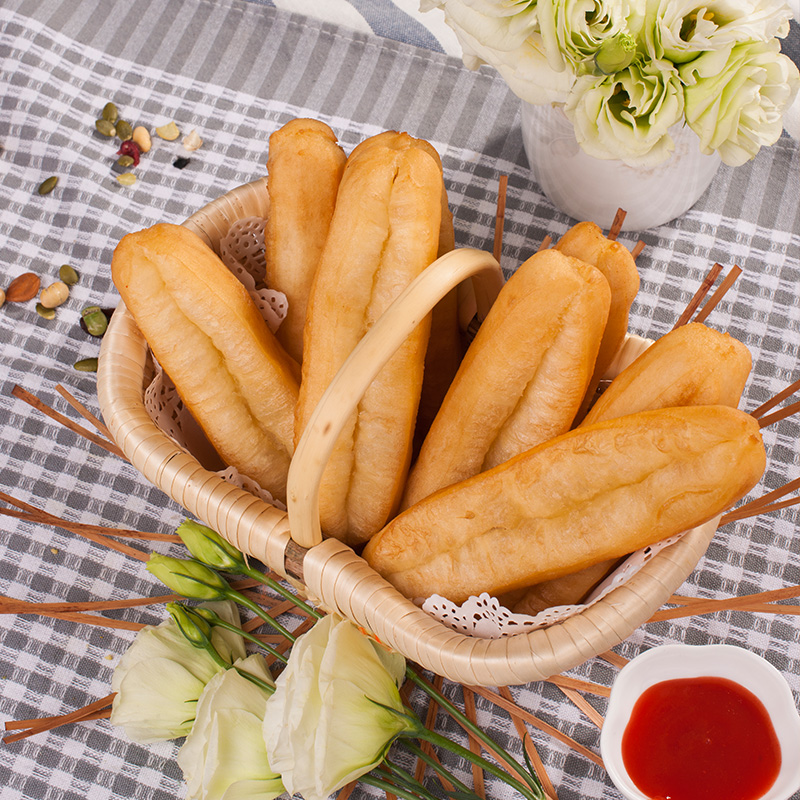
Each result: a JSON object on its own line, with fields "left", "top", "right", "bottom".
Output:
{"left": 117, "top": 155, "right": 135, "bottom": 168}
{"left": 74, "top": 357, "right": 98, "bottom": 372}
{"left": 36, "top": 303, "right": 55, "bottom": 320}
{"left": 59, "top": 264, "right": 79, "bottom": 285}
{"left": 37, "top": 176, "right": 58, "bottom": 195}
{"left": 96, "top": 118, "right": 116, "bottom": 137}
{"left": 102, "top": 102, "right": 118, "bottom": 123}
{"left": 116, "top": 172, "right": 137, "bottom": 186}
{"left": 81, "top": 305, "right": 108, "bottom": 337}
{"left": 116, "top": 120, "right": 133, "bottom": 141}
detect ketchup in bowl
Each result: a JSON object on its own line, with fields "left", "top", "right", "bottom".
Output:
{"left": 600, "top": 645, "right": 800, "bottom": 800}
{"left": 621, "top": 675, "right": 781, "bottom": 800}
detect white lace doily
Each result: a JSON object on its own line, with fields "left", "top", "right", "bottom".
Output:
{"left": 141, "top": 216, "right": 287, "bottom": 507}
{"left": 422, "top": 532, "right": 687, "bottom": 638}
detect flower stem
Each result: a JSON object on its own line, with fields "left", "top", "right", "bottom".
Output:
{"left": 404, "top": 669, "right": 544, "bottom": 800}
{"left": 233, "top": 666, "right": 275, "bottom": 695}
{"left": 240, "top": 565, "right": 322, "bottom": 620}
{"left": 225, "top": 589, "right": 296, "bottom": 643}
{"left": 398, "top": 739, "right": 479, "bottom": 799}
{"left": 378, "top": 760, "right": 448, "bottom": 800}
{"left": 360, "top": 771, "right": 431, "bottom": 800}
{"left": 211, "top": 616, "right": 288, "bottom": 664}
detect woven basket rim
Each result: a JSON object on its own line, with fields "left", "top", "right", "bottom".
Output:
{"left": 96, "top": 179, "right": 716, "bottom": 686}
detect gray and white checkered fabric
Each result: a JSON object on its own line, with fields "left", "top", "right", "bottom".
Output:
{"left": 1, "top": 1, "right": 800, "bottom": 799}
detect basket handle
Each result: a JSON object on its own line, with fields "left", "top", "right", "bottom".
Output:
{"left": 287, "top": 248, "right": 503, "bottom": 549}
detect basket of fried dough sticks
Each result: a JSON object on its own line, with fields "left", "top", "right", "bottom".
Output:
{"left": 97, "top": 119, "right": 766, "bottom": 687}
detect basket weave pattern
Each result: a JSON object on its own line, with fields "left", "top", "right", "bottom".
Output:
{"left": 97, "top": 179, "right": 717, "bottom": 686}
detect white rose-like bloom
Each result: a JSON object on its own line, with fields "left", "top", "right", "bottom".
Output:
{"left": 422, "top": 0, "right": 541, "bottom": 51}
{"left": 110, "top": 600, "right": 246, "bottom": 743}
{"left": 565, "top": 57, "right": 685, "bottom": 163}
{"left": 537, "top": 0, "right": 634, "bottom": 71}
{"left": 643, "top": 0, "right": 793, "bottom": 63}
{"left": 680, "top": 39, "right": 800, "bottom": 165}
{"left": 177, "top": 655, "right": 283, "bottom": 800}
{"left": 263, "top": 614, "right": 412, "bottom": 800}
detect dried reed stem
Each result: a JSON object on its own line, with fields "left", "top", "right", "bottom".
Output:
{"left": 0, "top": 493, "right": 149, "bottom": 560}
{"left": 3, "top": 693, "right": 116, "bottom": 743}
{"left": 631, "top": 240, "right": 645, "bottom": 260}
{"left": 467, "top": 686, "right": 604, "bottom": 768}
{"left": 721, "top": 475, "right": 800, "bottom": 524}
{"left": 493, "top": 175, "right": 508, "bottom": 264}
{"left": 608, "top": 209, "right": 626, "bottom": 240}
{"left": 757, "top": 399, "right": 800, "bottom": 429}
{"left": 693, "top": 264, "right": 742, "bottom": 324}
{"left": 537, "top": 235, "right": 552, "bottom": 252}
{"left": 751, "top": 375, "right": 800, "bottom": 419}
{"left": 0, "top": 593, "right": 178, "bottom": 615}
{"left": 11, "top": 385, "right": 124, "bottom": 459}
{"left": 672, "top": 262, "right": 723, "bottom": 329}
{"left": 557, "top": 686, "right": 604, "bottom": 730}
{"left": 498, "top": 686, "right": 558, "bottom": 800}
{"left": 546, "top": 674, "right": 611, "bottom": 698}
{"left": 55, "top": 384, "right": 116, "bottom": 442}
{"left": 598, "top": 650, "right": 628, "bottom": 669}
{"left": 415, "top": 674, "right": 443, "bottom": 782}
{"left": 462, "top": 687, "right": 487, "bottom": 799}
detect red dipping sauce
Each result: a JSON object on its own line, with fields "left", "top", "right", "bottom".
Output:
{"left": 621, "top": 676, "right": 781, "bottom": 800}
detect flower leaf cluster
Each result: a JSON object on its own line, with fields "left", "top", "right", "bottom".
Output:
{"left": 424, "top": 0, "right": 799, "bottom": 165}
{"left": 109, "top": 519, "right": 545, "bottom": 800}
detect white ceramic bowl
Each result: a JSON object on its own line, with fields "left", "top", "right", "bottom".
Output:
{"left": 600, "top": 644, "right": 800, "bottom": 800}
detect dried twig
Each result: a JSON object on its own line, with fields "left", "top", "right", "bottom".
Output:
{"left": 671, "top": 262, "right": 723, "bottom": 329}
{"left": 751, "top": 375, "right": 800, "bottom": 420}
{"left": 498, "top": 686, "right": 558, "bottom": 800}
{"left": 631, "top": 240, "right": 645, "bottom": 260}
{"left": 493, "top": 175, "right": 509, "bottom": 264}
{"left": 54, "top": 384, "right": 116, "bottom": 442}
{"left": 537, "top": 234, "right": 552, "bottom": 252}
{"left": 462, "top": 687, "right": 487, "bottom": 799}
{"left": 11, "top": 385, "right": 124, "bottom": 459}
{"left": 546, "top": 674, "right": 611, "bottom": 698}
{"left": 693, "top": 264, "right": 742, "bottom": 324}
{"left": 557, "top": 686, "right": 604, "bottom": 730}
{"left": 608, "top": 209, "right": 626, "bottom": 241}
{"left": 4, "top": 693, "right": 116, "bottom": 744}
{"left": 721, "top": 476, "right": 800, "bottom": 524}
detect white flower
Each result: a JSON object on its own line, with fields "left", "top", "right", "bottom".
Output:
{"left": 262, "top": 614, "right": 411, "bottom": 800}
{"left": 110, "top": 600, "right": 245, "bottom": 743}
{"left": 681, "top": 38, "right": 800, "bottom": 165}
{"left": 537, "top": 0, "right": 634, "bottom": 71}
{"left": 643, "top": 0, "right": 793, "bottom": 63}
{"left": 565, "top": 56, "right": 685, "bottom": 163}
{"left": 177, "top": 655, "right": 283, "bottom": 800}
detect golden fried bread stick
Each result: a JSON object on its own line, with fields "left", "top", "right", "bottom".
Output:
{"left": 505, "top": 322, "right": 753, "bottom": 614}
{"left": 265, "top": 118, "right": 346, "bottom": 363}
{"left": 402, "top": 248, "right": 611, "bottom": 509}
{"left": 554, "top": 221, "right": 640, "bottom": 415}
{"left": 364, "top": 405, "right": 765, "bottom": 604}
{"left": 111, "top": 223, "right": 300, "bottom": 502}
{"left": 295, "top": 131, "right": 444, "bottom": 546}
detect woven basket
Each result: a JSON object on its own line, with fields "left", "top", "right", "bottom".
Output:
{"left": 96, "top": 178, "right": 717, "bottom": 687}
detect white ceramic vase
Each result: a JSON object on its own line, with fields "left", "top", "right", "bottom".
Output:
{"left": 519, "top": 101, "right": 722, "bottom": 232}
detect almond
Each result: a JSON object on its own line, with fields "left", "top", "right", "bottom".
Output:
{"left": 5, "top": 272, "right": 41, "bottom": 303}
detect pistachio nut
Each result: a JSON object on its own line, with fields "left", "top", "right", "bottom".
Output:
{"left": 81, "top": 305, "right": 108, "bottom": 337}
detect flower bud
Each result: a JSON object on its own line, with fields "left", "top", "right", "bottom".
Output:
{"left": 147, "top": 554, "right": 230, "bottom": 600}
{"left": 166, "top": 602, "right": 214, "bottom": 649}
{"left": 176, "top": 519, "right": 246, "bottom": 572}
{"left": 593, "top": 32, "right": 636, "bottom": 74}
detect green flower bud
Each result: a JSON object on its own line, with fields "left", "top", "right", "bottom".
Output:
{"left": 166, "top": 602, "right": 214, "bottom": 649}
{"left": 593, "top": 32, "right": 636, "bottom": 74}
{"left": 147, "top": 554, "right": 230, "bottom": 600}
{"left": 176, "top": 519, "right": 246, "bottom": 572}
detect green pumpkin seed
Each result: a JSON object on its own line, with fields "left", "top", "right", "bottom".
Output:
{"left": 59, "top": 264, "right": 79, "bottom": 285}
{"left": 102, "top": 102, "right": 118, "bottom": 123}
{"left": 96, "top": 118, "right": 116, "bottom": 137}
{"left": 37, "top": 176, "right": 58, "bottom": 195}
{"left": 116, "top": 172, "right": 137, "bottom": 186}
{"left": 36, "top": 303, "right": 55, "bottom": 320}
{"left": 116, "top": 120, "right": 133, "bottom": 141}
{"left": 74, "top": 357, "right": 98, "bottom": 372}
{"left": 117, "top": 155, "right": 135, "bottom": 168}
{"left": 82, "top": 305, "right": 108, "bottom": 337}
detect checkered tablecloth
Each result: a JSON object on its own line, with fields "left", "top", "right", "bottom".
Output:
{"left": 1, "top": 2, "right": 799, "bottom": 800}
